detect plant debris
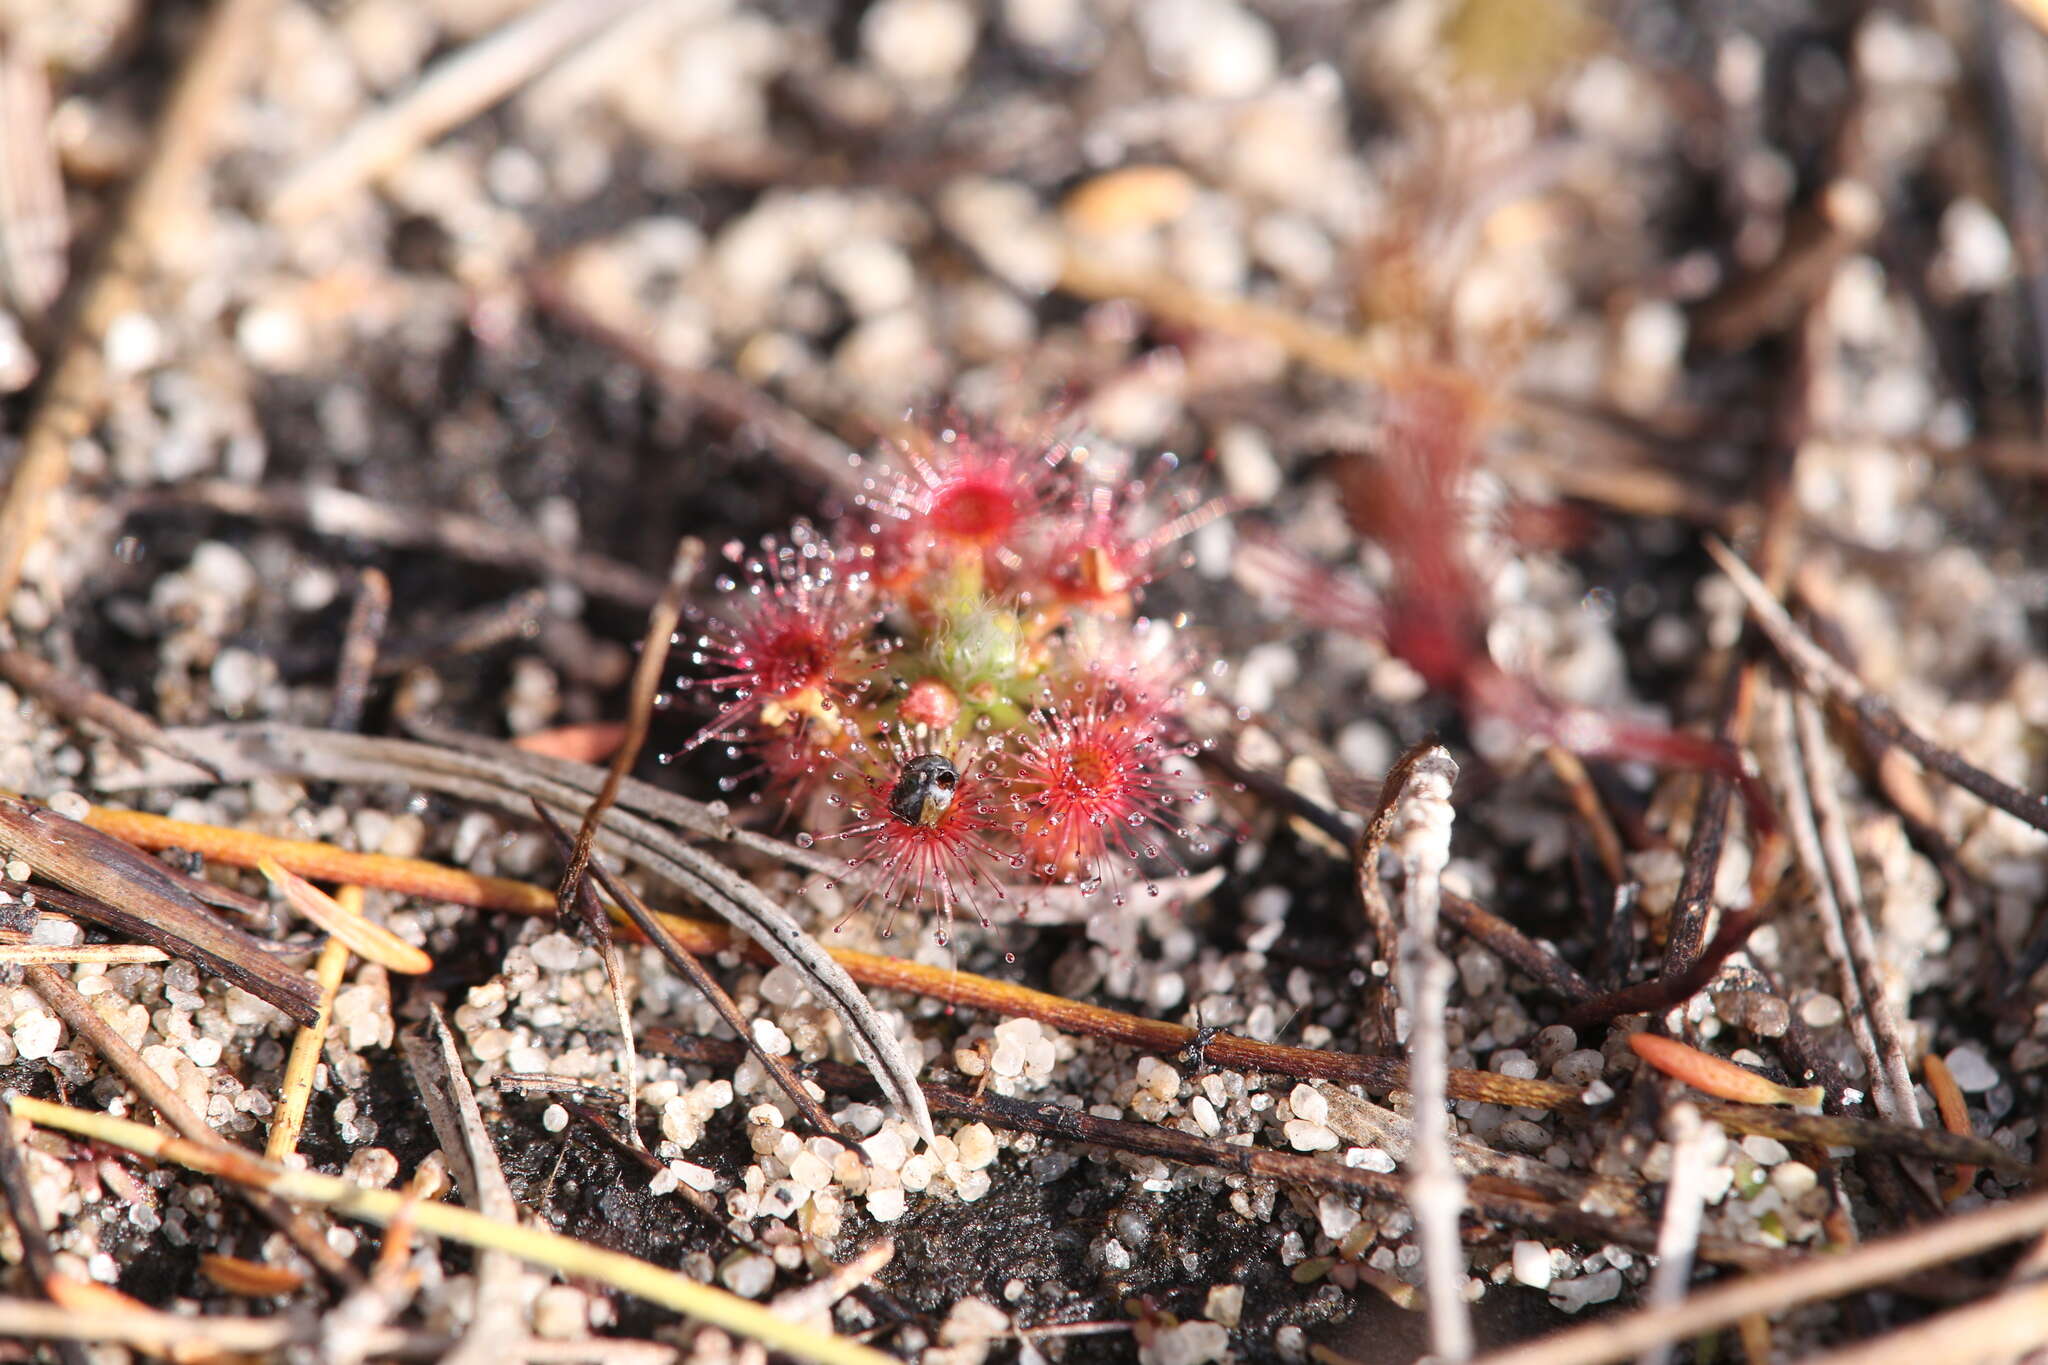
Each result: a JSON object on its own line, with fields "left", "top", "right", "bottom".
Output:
{"left": 1, "top": 0, "right": 2046, "bottom": 1361}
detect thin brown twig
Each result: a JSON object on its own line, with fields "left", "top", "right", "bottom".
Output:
{"left": 1661, "top": 657, "right": 1760, "bottom": 982}
{"left": 0, "top": 1109, "right": 93, "bottom": 1365}
{"left": 0, "top": 795, "right": 319, "bottom": 1024}
{"left": 643, "top": 1029, "right": 1785, "bottom": 1272}
{"left": 1353, "top": 742, "right": 1430, "bottom": 1049}
{"left": 1691, "top": 180, "right": 1884, "bottom": 352}
{"left": 126, "top": 480, "right": 667, "bottom": 609}
{"left": 554, "top": 467, "right": 699, "bottom": 917}
{"left": 0, "top": 647, "right": 225, "bottom": 780}
{"left": 1441, "top": 891, "right": 1593, "bottom": 1002}
{"left": 533, "top": 802, "right": 853, "bottom": 1151}
{"left": 1543, "top": 746, "right": 1629, "bottom": 887}
{"left": 0, "top": 0, "right": 277, "bottom": 613}
{"left": 70, "top": 796, "right": 1580, "bottom": 1110}
{"left": 588, "top": 856, "right": 849, "bottom": 1155}
{"left": 376, "top": 587, "right": 549, "bottom": 677}
{"left": 1708, "top": 537, "right": 2048, "bottom": 836}
{"left": 1213, "top": 746, "right": 1593, "bottom": 1004}
{"left": 22, "top": 963, "right": 361, "bottom": 1287}
{"left": 1355, "top": 741, "right": 1430, "bottom": 951}
{"left": 328, "top": 567, "right": 392, "bottom": 733}
{"left": 1690, "top": 1102, "right": 2015, "bottom": 1173}
{"left": 1467, "top": 1186, "right": 2048, "bottom": 1365}
{"left": 555, "top": 538, "right": 698, "bottom": 1145}
{"left": 1561, "top": 649, "right": 1775, "bottom": 1031}
{"left": 1562, "top": 900, "right": 1760, "bottom": 1031}
{"left": 529, "top": 266, "right": 862, "bottom": 495}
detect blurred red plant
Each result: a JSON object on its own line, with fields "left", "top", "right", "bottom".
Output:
{"left": 1242, "top": 367, "right": 1773, "bottom": 831}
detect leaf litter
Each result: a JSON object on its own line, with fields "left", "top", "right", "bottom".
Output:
{"left": 1, "top": 1, "right": 2047, "bottom": 1362}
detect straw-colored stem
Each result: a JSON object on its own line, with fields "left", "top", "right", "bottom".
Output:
{"left": 266, "top": 889, "right": 356, "bottom": 1163}
{"left": 12, "top": 1096, "right": 894, "bottom": 1365}
{"left": 0, "top": 944, "right": 169, "bottom": 965}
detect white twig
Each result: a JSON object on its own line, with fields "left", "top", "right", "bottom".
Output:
{"left": 769, "top": 1239, "right": 894, "bottom": 1326}
{"left": 402, "top": 1008, "right": 528, "bottom": 1365}
{"left": 1770, "top": 688, "right": 1917, "bottom": 1127}
{"left": 1635, "top": 1103, "right": 1718, "bottom": 1365}
{"left": 266, "top": 0, "right": 650, "bottom": 224}
{"left": 1793, "top": 691, "right": 1922, "bottom": 1127}
{"left": 1389, "top": 743, "right": 1471, "bottom": 1363}
{"left": 1707, "top": 536, "right": 2048, "bottom": 834}
{"left": 1468, "top": 1186, "right": 2048, "bottom": 1365}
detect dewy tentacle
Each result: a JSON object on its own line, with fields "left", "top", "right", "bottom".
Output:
{"left": 140, "top": 723, "right": 935, "bottom": 1141}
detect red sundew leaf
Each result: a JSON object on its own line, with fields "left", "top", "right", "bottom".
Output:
{"left": 1038, "top": 614, "right": 1211, "bottom": 732}
{"left": 668, "top": 530, "right": 879, "bottom": 761}
{"left": 1336, "top": 368, "right": 1490, "bottom": 643}
{"left": 1009, "top": 696, "right": 1212, "bottom": 907}
{"left": 808, "top": 734, "right": 1022, "bottom": 945}
{"left": 850, "top": 428, "right": 1070, "bottom": 594}
{"left": 1032, "top": 454, "right": 1232, "bottom": 615}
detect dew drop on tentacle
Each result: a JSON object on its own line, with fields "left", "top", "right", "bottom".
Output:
{"left": 795, "top": 832, "right": 815, "bottom": 848}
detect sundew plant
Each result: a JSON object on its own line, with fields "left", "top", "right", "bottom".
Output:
{"left": 668, "top": 428, "right": 1227, "bottom": 944}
